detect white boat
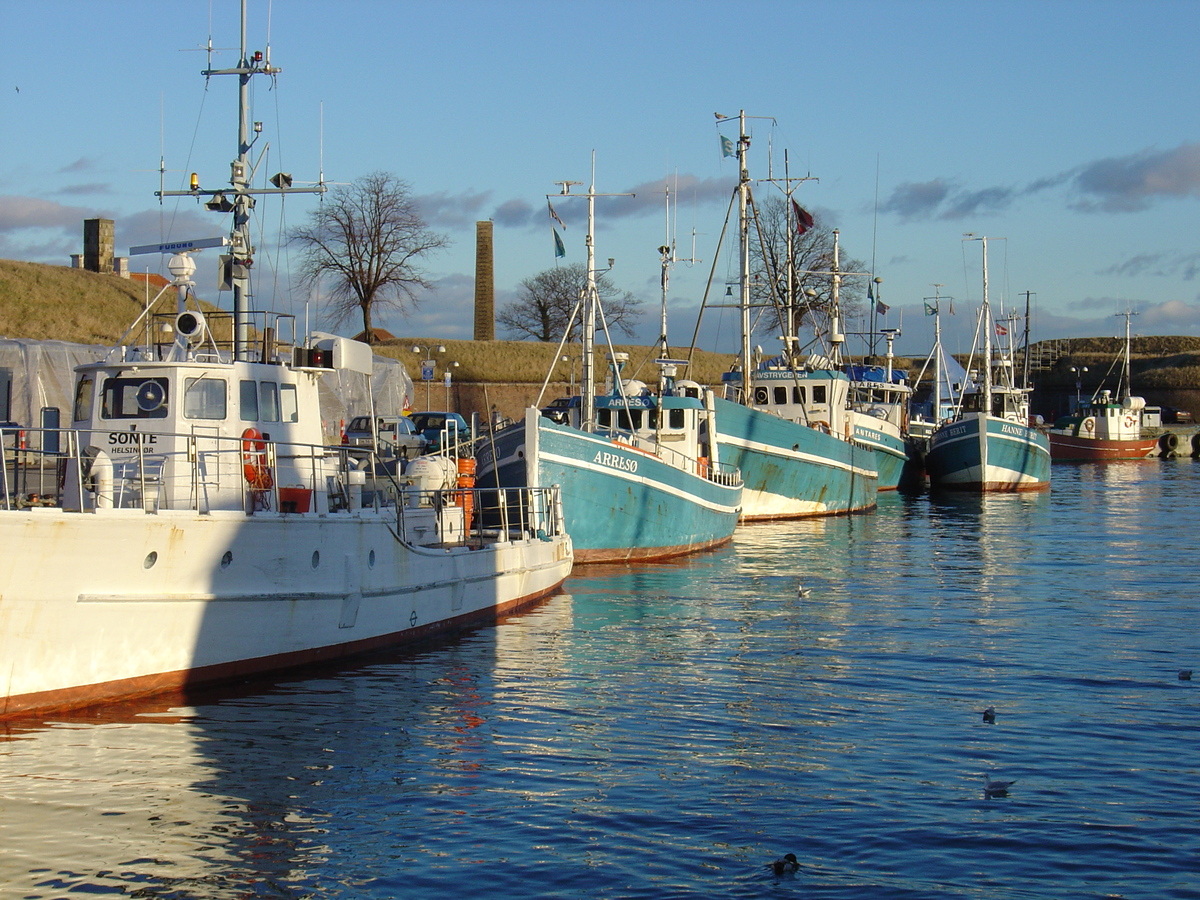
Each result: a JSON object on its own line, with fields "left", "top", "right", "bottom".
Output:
{"left": 0, "top": 6, "right": 571, "bottom": 720}
{"left": 1048, "top": 311, "right": 1158, "bottom": 461}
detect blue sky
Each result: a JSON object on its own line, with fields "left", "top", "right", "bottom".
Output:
{"left": 2, "top": 0, "right": 1198, "bottom": 359}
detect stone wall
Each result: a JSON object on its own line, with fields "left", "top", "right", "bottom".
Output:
{"left": 411, "top": 382, "right": 574, "bottom": 422}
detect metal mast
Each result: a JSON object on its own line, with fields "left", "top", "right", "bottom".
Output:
{"left": 158, "top": 0, "right": 325, "bottom": 361}
{"left": 758, "top": 150, "right": 816, "bottom": 361}
{"left": 1117, "top": 308, "right": 1137, "bottom": 400}
{"left": 736, "top": 111, "right": 753, "bottom": 400}
{"left": 550, "top": 155, "right": 632, "bottom": 430}
{"left": 980, "top": 236, "right": 993, "bottom": 415}
{"left": 929, "top": 285, "right": 945, "bottom": 421}
{"left": 1020, "top": 289, "right": 1035, "bottom": 388}
{"left": 657, "top": 181, "right": 701, "bottom": 358}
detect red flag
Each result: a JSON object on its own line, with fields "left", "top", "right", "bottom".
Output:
{"left": 792, "top": 199, "right": 814, "bottom": 235}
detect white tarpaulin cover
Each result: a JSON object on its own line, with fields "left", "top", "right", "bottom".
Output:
{"left": 0, "top": 338, "right": 413, "bottom": 444}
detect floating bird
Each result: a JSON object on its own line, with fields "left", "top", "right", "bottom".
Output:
{"left": 769, "top": 853, "right": 799, "bottom": 875}
{"left": 797, "top": 583, "right": 812, "bottom": 598}
{"left": 982, "top": 706, "right": 996, "bottom": 724}
{"left": 984, "top": 775, "right": 1016, "bottom": 798}
{"left": 1180, "top": 670, "right": 1192, "bottom": 681}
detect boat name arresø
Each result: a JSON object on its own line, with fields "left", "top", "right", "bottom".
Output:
{"left": 594, "top": 450, "right": 639, "bottom": 473}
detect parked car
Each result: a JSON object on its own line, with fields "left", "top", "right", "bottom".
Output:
{"left": 408, "top": 411, "right": 470, "bottom": 452}
{"left": 1160, "top": 406, "right": 1195, "bottom": 424}
{"left": 540, "top": 397, "right": 575, "bottom": 425}
{"left": 343, "top": 415, "right": 429, "bottom": 459}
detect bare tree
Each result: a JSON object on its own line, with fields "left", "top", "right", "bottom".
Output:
{"left": 748, "top": 195, "right": 869, "bottom": 341}
{"left": 498, "top": 263, "right": 644, "bottom": 342}
{"left": 290, "top": 171, "right": 449, "bottom": 343}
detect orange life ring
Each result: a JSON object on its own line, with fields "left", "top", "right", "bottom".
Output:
{"left": 1122, "top": 414, "right": 1136, "bottom": 429}
{"left": 241, "top": 427, "right": 274, "bottom": 490}
{"left": 811, "top": 420, "right": 830, "bottom": 434}
{"left": 1083, "top": 418, "right": 1095, "bottom": 433}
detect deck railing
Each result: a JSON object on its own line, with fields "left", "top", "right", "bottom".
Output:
{"left": 0, "top": 426, "right": 565, "bottom": 548}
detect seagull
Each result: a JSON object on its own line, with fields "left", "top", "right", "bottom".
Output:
{"left": 984, "top": 775, "right": 1016, "bottom": 798}
{"left": 982, "top": 707, "right": 996, "bottom": 724}
{"left": 769, "top": 853, "right": 799, "bottom": 875}
{"left": 797, "top": 583, "right": 812, "bottom": 598}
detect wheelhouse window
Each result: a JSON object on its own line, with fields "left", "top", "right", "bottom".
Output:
{"left": 73, "top": 375, "right": 94, "bottom": 422}
{"left": 774, "top": 386, "right": 788, "bottom": 405}
{"left": 259, "top": 382, "right": 280, "bottom": 423}
{"left": 280, "top": 384, "right": 298, "bottom": 423}
{"left": 813, "top": 385, "right": 827, "bottom": 404}
{"left": 183, "top": 377, "right": 227, "bottom": 420}
{"left": 239, "top": 380, "right": 259, "bottom": 422}
{"left": 793, "top": 386, "right": 806, "bottom": 404}
{"left": 669, "top": 408, "right": 685, "bottom": 429}
{"left": 617, "top": 409, "right": 642, "bottom": 430}
{"left": 100, "top": 377, "right": 169, "bottom": 420}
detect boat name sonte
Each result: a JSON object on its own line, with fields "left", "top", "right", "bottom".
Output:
{"left": 108, "top": 431, "right": 160, "bottom": 446}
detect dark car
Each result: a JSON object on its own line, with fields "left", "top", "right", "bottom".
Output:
{"left": 539, "top": 397, "right": 575, "bottom": 425}
{"left": 1160, "top": 406, "right": 1195, "bottom": 424}
{"left": 343, "top": 415, "right": 429, "bottom": 459}
{"left": 408, "top": 411, "right": 470, "bottom": 452}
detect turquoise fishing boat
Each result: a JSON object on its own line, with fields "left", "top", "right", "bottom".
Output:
{"left": 700, "top": 112, "right": 878, "bottom": 518}
{"left": 482, "top": 368, "right": 743, "bottom": 564}
{"left": 475, "top": 163, "right": 743, "bottom": 563}
{"left": 844, "top": 328, "right": 912, "bottom": 490}
{"left": 925, "top": 237, "right": 1050, "bottom": 492}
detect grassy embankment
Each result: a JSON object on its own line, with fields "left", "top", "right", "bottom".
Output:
{"left": 1026, "top": 336, "right": 1200, "bottom": 391}
{"left": 0, "top": 259, "right": 229, "bottom": 345}
{"left": 2, "top": 258, "right": 1195, "bottom": 397}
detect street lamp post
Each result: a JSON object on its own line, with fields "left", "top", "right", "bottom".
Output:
{"left": 444, "top": 361, "right": 459, "bottom": 410}
{"left": 412, "top": 345, "right": 446, "bottom": 411}
{"left": 1070, "top": 365, "right": 1089, "bottom": 411}
{"left": 561, "top": 354, "right": 575, "bottom": 395}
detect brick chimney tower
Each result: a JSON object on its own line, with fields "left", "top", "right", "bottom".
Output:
{"left": 83, "top": 218, "right": 115, "bottom": 273}
{"left": 473, "top": 220, "right": 495, "bottom": 341}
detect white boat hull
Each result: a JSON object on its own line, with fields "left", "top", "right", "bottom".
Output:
{"left": 0, "top": 507, "right": 571, "bottom": 716}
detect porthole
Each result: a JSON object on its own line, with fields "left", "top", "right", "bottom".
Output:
{"left": 220, "top": 550, "right": 233, "bottom": 569}
{"left": 368, "top": 549, "right": 376, "bottom": 568}
{"left": 143, "top": 551, "right": 158, "bottom": 569}
{"left": 311, "top": 550, "right": 320, "bottom": 569}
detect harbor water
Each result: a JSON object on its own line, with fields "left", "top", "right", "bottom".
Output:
{"left": 2, "top": 460, "right": 1198, "bottom": 899}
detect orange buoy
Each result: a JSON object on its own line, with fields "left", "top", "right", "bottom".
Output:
{"left": 241, "top": 427, "right": 274, "bottom": 490}
{"left": 456, "top": 456, "right": 477, "bottom": 532}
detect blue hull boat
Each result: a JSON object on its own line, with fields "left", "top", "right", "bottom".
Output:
{"left": 924, "top": 237, "right": 1050, "bottom": 493}
{"left": 711, "top": 395, "right": 877, "bottom": 519}
{"left": 926, "top": 412, "right": 1050, "bottom": 491}
{"left": 479, "top": 407, "right": 742, "bottom": 564}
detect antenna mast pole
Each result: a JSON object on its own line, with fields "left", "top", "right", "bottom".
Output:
{"left": 158, "top": 0, "right": 325, "bottom": 361}
{"left": 550, "top": 158, "right": 633, "bottom": 430}
{"left": 1020, "top": 289, "right": 1034, "bottom": 388}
